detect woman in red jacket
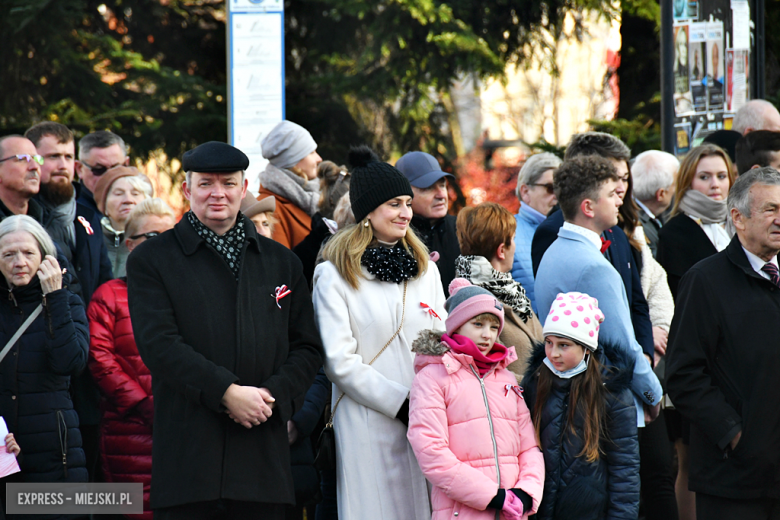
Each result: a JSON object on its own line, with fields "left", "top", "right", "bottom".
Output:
{"left": 88, "top": 198, "right": 176, "bottom": 519}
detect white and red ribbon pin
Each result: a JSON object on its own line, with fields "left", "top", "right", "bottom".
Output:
{"left": 77, "top": 216, "right": 94, "bottom": 235}
{"left": 504, "top": 384, "right": 524, "bottom": 399}
{"left": 273, "top": 285, "right": 291, "bottom": 309}
{"left": 420, "top": 302, "right": 441, "bottom": 320}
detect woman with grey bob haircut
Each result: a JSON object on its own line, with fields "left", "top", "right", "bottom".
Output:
{"left": 512, "top": 152, "right": 562, "bottom": 312}
{"left": 0, "top": 214, "right": 90, "bottom": 488}
{"left": 0, "top": 215, "right": 57, "bottom": 259}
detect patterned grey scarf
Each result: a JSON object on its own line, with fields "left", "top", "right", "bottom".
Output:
{"left": 454, "top": 255, "right": 533, "bottom": 323}
{"left": 187, "top": 211, "right": 246, "bottom": 280}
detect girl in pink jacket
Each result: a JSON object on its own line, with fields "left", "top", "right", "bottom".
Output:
{"left": 408, "top": 278, "right": 545, "bottom": 520}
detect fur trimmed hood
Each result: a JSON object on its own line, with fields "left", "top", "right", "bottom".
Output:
{"left": 411, "top": 329, "right": 518, "bottom": 374}
{"left": 523, "top": 338, "right": 636, "bottom": 394}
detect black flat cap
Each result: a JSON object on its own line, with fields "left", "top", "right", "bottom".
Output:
{"left": 182, "top": 141, "right": 249, "bottom": 173}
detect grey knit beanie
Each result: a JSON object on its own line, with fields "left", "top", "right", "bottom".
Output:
{"left": 261, "top": 121, "right": 317, "bottom": 170}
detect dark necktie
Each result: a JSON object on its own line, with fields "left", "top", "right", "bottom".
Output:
{"left": 761, "top": 262, "right": 780, "bottom": 288}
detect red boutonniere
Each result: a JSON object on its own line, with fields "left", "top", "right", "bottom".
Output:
{"left": 420, "top": 302, "right": 441, "bottom": 320}
{"left": 272, "top": 285, "right": 291, "bottom": 309}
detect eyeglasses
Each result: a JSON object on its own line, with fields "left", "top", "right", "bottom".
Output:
{"left": 0, "top": 154, "right": 44, "bottom": 166}
{"left": 531, "top": 183, "right": 555, "bottom": 195}
{"left": 80, "top": 161, "right": 122, "bottom": 176}
{"left": 129, "top": 231, "right": 160, "bottom": 240}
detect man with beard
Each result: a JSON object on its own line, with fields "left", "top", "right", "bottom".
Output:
{"left": 25, "top": 122, "right": 113, "bottom": 483}
{"left": 25, "top": 122, "right": 113, "bottom": 304}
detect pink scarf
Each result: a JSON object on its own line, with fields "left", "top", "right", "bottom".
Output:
{"left": 441, "top": 334, "right": 508, "bottom": 377}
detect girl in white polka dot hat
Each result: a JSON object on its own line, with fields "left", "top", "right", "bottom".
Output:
{"left": 521, "top": 292, "right": 641, "bottom": 520}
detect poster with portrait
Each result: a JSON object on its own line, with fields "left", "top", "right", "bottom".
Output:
{"left": 673, "top": 24, "right": 694, "bottom": 115}
{"left": 726, "top": 49, "right": 749, "bottom": 112}
{"left": 705, "top": 21, "right": 724, "bottom": 110}
{"left": 688, "top": 22, "right": 707, "bottom": 112}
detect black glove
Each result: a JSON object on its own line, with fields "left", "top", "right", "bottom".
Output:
{"left": 396, "top": 398, "right": 410, "bottom": 426}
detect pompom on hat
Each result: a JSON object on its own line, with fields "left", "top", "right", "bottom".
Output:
{"left": 543, "top": 292, "right": 604, "bottom": 351}
{"left": 347, "top": 145, "right": 413, "bottom": 223}
{"left": 444, "top": 278, "right": 505, "bottom": 336}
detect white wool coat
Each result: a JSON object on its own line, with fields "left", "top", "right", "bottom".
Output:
{"left": 635, "top": 226, "right": 675, "bottom": 331}
{"left": 312, "top": 260, "right": 447, "bottom": 520}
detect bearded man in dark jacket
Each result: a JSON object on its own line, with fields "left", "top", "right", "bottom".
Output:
{"left": 127, "top": 142, "right": 323, "bottom": 520}
{"left": 666, "top": 167, "right": 780, "bottom": 520}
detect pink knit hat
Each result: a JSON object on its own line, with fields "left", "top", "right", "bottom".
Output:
{"left": 543, "top": 292, "right": 604, "bottom": 351}
{"left": 444, "top": 278, "right": 505, "bottom": 336}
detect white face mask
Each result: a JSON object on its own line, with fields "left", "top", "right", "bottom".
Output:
{"left": 543, "top": 352, "right": 590, "bottom": 379}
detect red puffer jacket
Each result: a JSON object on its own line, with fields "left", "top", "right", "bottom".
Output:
{"left": 88, "top": 279, "right": 153, "bottom": 520}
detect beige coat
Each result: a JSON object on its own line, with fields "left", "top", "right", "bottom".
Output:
{"left": 501, "top": 306, "right": 544, "bottom": 382}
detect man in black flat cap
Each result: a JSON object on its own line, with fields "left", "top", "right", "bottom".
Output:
{"left": 126, "top": 141, "right": 323, "bottom": 520}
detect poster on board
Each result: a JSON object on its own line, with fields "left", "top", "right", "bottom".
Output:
{"left": 674, "top": 0, "right": 698, "bottom": 20}
{"left": 726, "top": 49, "right": 749, "bottom": 112}
{"left": 674, "top": 24, "right": 694, "bottom": 115}
{"left": 675, "top": 121, "right": 693, "bottom": 155}
{"left": 705, "top": 21, "right": 724, "bottom": 110}
{"left": 689, "top": 22, "right": 707, "bottom": 112}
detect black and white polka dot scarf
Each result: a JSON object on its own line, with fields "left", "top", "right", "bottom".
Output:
{"left": 187, "top": 211, "right": 246, "bottom": 280}
{"left": 361, "top": 244, "right": 418, "bottom": 284}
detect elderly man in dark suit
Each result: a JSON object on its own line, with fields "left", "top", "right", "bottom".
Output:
{"left": 127, "top": 142, "right": 322, "bottom": 520}
{"left": 631, "top": 150, "right": 679, "bottom": 257}
{"left": 667, "top": 167, "right": 780, "bottom": 520}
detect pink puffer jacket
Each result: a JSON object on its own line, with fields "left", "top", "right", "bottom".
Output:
{"left": 408, "top": 331, "right": 545, "bottom": 520}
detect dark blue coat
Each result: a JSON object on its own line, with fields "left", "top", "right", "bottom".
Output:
{"left": 531, "top": 209, "right": 654, "bottom": 361}
{"left": 0, "top": 278, "right": 89, "bottom": 487}
{"left": 289, "top": 368, "right": 330, "bottom": 505}
{"left": 522, "top": 341, "right": 639, "bottom": 520}
{"left": 76, "top": 184, "right": 100, "bottom": 218}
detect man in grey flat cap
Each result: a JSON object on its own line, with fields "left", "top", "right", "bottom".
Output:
{"left": 395, "top": 151, "right": 459, "bottom": 292}
{"left": 127, "top": 141, "right": 323, "bottom": 520}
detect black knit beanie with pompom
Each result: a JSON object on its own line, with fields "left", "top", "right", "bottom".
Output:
{"left": 348, "top": 145, "right": 414, "bottom": 222}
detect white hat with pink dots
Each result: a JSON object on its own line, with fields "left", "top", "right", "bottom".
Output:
{"left": 543, "top": 292, "right": 605, "bottom": 351}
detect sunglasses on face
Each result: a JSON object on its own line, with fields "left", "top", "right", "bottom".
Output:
{"left": 531, "top": 183, "right": 555, "bottom": 195}
{"left": 129, "top": 231, "right": 160, "bottom": 241}
{"left": 81, "top": 161, "right": 122, "bottom": 176}
{"left": 0, "top": 154, "right": 44, "bottom": 166}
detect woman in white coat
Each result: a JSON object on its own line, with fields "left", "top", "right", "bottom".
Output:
{"left": 312, "top": 146, "right": 447, "bottom": 520}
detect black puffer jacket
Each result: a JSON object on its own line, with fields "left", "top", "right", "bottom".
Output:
{"left": 0, "top": 277, "right": 89, "bottom": 486}
{"left": 522, "top": 341, "right": 639, "bottom": 520}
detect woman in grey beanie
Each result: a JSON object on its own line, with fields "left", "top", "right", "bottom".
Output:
{"left": 258, "top": 120, "right": 323, "bottom": 248}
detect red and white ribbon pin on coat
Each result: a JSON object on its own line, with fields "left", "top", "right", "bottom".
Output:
{"left": 504, "top": 384, "right": 524, "bottom": 399}
{"left": 420, "top": 302, "right": 441, "bottom": 320}
{"left": 77, "top": 216, "right": 94, "bottom": 235}
{"left": 273, "top": 285, "right": 291, "bottom": 309}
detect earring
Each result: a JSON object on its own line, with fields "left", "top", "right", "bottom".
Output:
{"left": 364, "top": 220, "right": 370, "bottom": 228}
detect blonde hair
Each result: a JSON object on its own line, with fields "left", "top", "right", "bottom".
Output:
{"left": 124, "top": 198, "right": 176, "bottom": 239}
{"left": 251, "top": 211, "right": 277, "bottom": 235}
{"left": 322, "top": 219, "right": 429, "bottom": 289}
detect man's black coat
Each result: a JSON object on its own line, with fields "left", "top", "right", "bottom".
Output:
{"left": 411, "top": 214, "right": 460, "bottom": 294}
{"left": 127, "top": 213, "right": 323, "bottom": 509}
{"left": 666, "top": 236, "right": 780, "bottom": 499}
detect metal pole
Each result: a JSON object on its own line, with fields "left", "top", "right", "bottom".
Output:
{"left": 755, "top": 0, "right": 765, "bottom": 99}
{"left": 660, "top": 0, "right": 675, "bottom": 153}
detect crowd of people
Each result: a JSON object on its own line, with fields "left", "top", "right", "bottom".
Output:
{"left": 0, "top": 97, "right": 778, "bottom": 520}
